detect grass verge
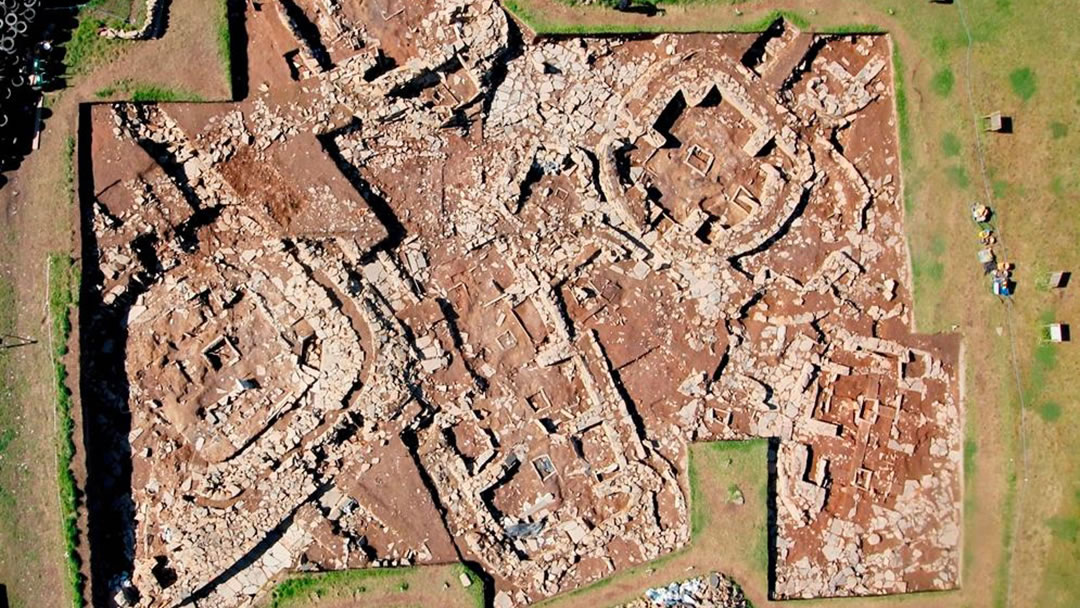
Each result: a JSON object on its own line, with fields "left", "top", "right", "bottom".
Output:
{"left": 47, "top": 253, "right": 83, "bottom": 608}
{"left": 504, "top": 1, "right": 889, "bottom": 34}
{"left": 63, "top": 136, "right": 76, "bottom": 207}
{"left": 218, "top": 0, "right": 233, "bottom": 97}
{"left": 94, "top": 79, "right": 206, "bottom": 102}
{"left": 267, "top": 563, "right": 486, "bottom": 608}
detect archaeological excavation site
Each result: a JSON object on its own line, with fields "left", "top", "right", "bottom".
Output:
{"left": 74, "top": 0, "right": 963, "bottom": 606}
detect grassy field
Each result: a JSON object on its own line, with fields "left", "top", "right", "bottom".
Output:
{"left": 0, "top": 276, "right": 31, "bottom": 599}
{"left": 262, "top": 564, "right": 486, "bottom": 608}
{"left": 502, "top": 1, "right": 1080, "bottom": 607}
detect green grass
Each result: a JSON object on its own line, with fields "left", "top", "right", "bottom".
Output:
{"left": 941, "top": 132, "right": 962, "bottom": 157}
{"left": 912, "top": 254, "right": 944, "bottom": 283}
{"left": 94, "top": 78, "right": 133, "bottom": 99}
{"left": 911, "top": 234, "right": 946, "bottom": 295}
{"left": 558, "top": 0, "right": 752, "bottom": 8}
{"left": 504, "top": 2, "right": 816, "bottom": 34}
{"left": 47, "top": 254, "right": 83, "bottom": 608}
{"left": 945, "top": 165, "right": 970, "bottom": 189}
{"left": 1045, "top": 515, "right": 1079, "bottom": 543}
{"left": 1008, "top": 67, "right": 1037, "bottom": 101}
{"left": 688, "top": 444, "right": 707, "bottom": 537}
{"left": 0, "top": 428, "right": 14, "bottom": 455}
{"left": 268, "top": 564, "right": 485, "bottom": 608}
{"left": 1037, "top": 402, "right": 1062, "bottom": 423}
{"left": 931, "top": 33, "right": 950, "bottom": 59}
{"left": 891, "top": 44, "right": 913, "bottom": 168}
{"left": 94, "top": 80, "right": 205, "bottom": 102}
{"left": 964, "top": 437, "right": 977, "bottom": 476}
{"left": 0, "top": 285, "right": 17, "bottom": 516}
{"left": 991, "top": 178, "right": 1011, "bottom": 199}
{"left": 691, "top": 441, "right": 770, "bottom": 575}
{"left": 931, "top": 67, "right": 955, "bottom": 97}
{"left": 131, "top": 86, "right": 205, "bottom": 102}
{"left": 1039, "top": 489, "right": 1080, "bottom": 605}
{"left": 48, "top": 155, "right": 81, "bottom": 608}
{"left": 0, "top": 275, "right": 17, "bottom": 508}
{"left": 1049, "top": 121, "right": 1068, "bottom": 139}
{"left": 1050, "top": 176, "right": 1067, "bottom": 197}
{"left": 63, "top": 0, "right": 126, "bottom": 76}
{"left": 62, "top": 136, "right": 76, "bottom": 208}
{"left": 217, "top": 0, "right": 233, "bottom": 97}
{"left": 993, "top": 461, "right": 1019, "bottom": 608}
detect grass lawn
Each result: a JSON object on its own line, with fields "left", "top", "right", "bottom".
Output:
{"left": 262, "top": 563, "right": 486, "bottom": 608}
{"left": 501, "top": 1, "right": 1080, "bottom": 607}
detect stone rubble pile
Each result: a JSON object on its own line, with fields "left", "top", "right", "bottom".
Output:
{"left": 617, "top": 572, "right": 749, "bottom": 608}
